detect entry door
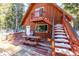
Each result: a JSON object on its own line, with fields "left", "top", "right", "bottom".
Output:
{"left": 26, "top": 26, "right": 30, "bottom": 36}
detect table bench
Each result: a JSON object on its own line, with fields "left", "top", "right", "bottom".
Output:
{"left": 22, "top": 36, "right": 40, "bottom": 45}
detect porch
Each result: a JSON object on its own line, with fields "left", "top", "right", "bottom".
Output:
{"left": 12, "top": 32, "right": 51, "bottom": 56}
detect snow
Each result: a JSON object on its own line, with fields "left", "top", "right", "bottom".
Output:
{"left": 55, "top": 24, "right": 63, "bottom": 27}
{"left": 55, "top": 48, "right": 75, "bottom": 56}
{"left": 0, "top": 41, "right": 21, "bottom": 56}
{"left": 55, "top": 35, "right": 67, "bottom": 38}
{"left": 55, "top": 39, "right": 69, "bottom": 42}
{"left": 55, "top": 32, "right": 66, "bottom": 34}
{"left": 55, "top": 28, "right": 64, "bottom": 30}
{"left": 55, "top": 42, "right": 71, "bottom": 48}
{"left": 54, "top": 24, "right": 64, "bottom": 30}
{"left": 55, "top": 30, "right": 64, "bottom": 32}
{"left": 0, "top": 30, "right": 15, "bottom": 41}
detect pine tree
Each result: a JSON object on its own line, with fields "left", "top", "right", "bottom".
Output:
{"left": 63, "top": 3, "right": 79, "bottom": 30}
{"left": 0, "top": 3, "right": 24, "bottom": 31}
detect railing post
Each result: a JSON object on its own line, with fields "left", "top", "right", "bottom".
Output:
{"left": 62, "top": 16, "right": 79, "bottom": 55}
{"left": 52, "top": 16, "right": 55, "bottom": 56}
{"left": 52, "top": 39, "right": 55, "bottom": 56}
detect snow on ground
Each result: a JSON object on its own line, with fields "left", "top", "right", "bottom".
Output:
{"left": 12, "top": 45, "right": 45, "bottom": 56}
{"left": 0, "top": 40, "right": 21, "bottom": 56}
{"left": 55, "top": 48, "right": 75, "bottom": 56}
{"left": 0, "top": 30, "right": 14, "bottom": 41}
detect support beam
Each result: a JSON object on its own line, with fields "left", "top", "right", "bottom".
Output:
{"left": 52, "top": 39, "right": 55, "bottom": 56}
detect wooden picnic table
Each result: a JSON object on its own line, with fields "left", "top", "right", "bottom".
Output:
{"left": 22, "top": 36, "right": 40, "bottom": 45}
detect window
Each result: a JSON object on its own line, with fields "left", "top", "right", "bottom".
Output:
{"left": 36, "top": 24, "right": 48, "bottom": 32}
{"left": 35, "top": 7, "right": 44, "bottom": 17}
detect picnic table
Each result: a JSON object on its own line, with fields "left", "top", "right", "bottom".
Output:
{"left": 22, "top": 36, "right": 40, "bottom": 45}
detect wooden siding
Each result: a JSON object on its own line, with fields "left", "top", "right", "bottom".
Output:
{"left": 21, "top": 3, "right": 73, "bottom": 39}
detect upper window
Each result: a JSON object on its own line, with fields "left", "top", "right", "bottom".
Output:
{"left": 36, "top": 24, "right": 48, "bottom": 32}
{"left": 34, "top": 7, "right": 44, "bottom": 17}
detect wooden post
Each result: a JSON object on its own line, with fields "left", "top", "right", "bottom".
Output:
{"left": 52, "top": 39, "right": 55, "bottom": 56}
{"left": 51, "top": 15, "right": 55, "bottom": 56}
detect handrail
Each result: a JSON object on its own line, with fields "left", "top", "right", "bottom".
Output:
{"left": 52, "top": 16, "right": 55, "bottom": 56}
{"left": 65, "top": 19, "right": 78, "bottom": 39}
{"left": 52, "top": 16, "right": 54, "bottom": 39}
{"left": 62, "top": 17, "right": 79, "bottom": 43}
{"left": 62, "top": 17, "right": 79, "bottom": 55}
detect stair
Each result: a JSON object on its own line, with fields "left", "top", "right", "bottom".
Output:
{"left": 54, "top": 24, "right": 75, "bottom": 56}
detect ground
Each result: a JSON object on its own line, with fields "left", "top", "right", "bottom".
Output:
{"left": 0, "top": 32, "right": 51, "bottom": 56}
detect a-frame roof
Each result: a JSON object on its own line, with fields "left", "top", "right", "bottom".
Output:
{"left": 21, "top": 3, "right": 73, "bottom": 25}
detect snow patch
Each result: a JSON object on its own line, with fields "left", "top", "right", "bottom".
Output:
{"left": 55, "top": 35, "right": 67, "bottom": 38}
{"left": 55, "top": 48, "right": 75, "bottom": 56}
{"left": 55, "top": 39, "right": 69, "bottom": 42}
{"left": 55, "top": 42, "right": 71, "bottom": 48}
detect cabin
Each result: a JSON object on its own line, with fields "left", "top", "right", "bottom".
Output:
{"left": 21, "top": 3, "right": 79, "bottom": 56}
{"left": 21, "top": 3, "right": 72, "bottom": 39}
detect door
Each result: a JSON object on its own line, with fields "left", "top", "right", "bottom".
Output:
{"left": 26, "top": 26, "right": 30, "bottom": 36}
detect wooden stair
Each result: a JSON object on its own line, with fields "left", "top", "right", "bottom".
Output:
{"left": 54, "top": 24, "right": 75, "bottom": 56}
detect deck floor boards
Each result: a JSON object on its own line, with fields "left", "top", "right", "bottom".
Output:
{"left": 11, "top": 34, "right": 51, "bottom": 56}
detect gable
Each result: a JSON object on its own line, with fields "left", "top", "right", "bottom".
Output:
{"left": 21, "top": 3, "right": 73, "bottom": 26}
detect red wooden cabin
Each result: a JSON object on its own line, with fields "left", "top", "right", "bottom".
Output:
{"left": 21, "top": 3, "right": 79, "bottom": 56}
{"left": 21, "top": 3, "right": 73, "bottom": 38}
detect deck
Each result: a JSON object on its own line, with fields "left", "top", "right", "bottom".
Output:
{"left": 11, "top": 32, "right": 52, "bottom": 56}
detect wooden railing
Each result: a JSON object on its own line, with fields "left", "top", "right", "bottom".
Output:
{"left": 62, "top": 17, "right": 79, "bottom": 55}
{"left": 65, "top": 19, "right": 78, "bottom": 39}
{"left": 31, "top": 11, "right": 51, "bottom": 21}
{"left": 52, "top": 16, "right": 55, "bottom": 55}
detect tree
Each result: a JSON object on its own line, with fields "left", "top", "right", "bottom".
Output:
{"left": 0, "top": 3, "right": 24, "bottom": 31}
{"left": 63, "top": 3, "right": 79, "bottom": 30}
{"left": 14, "top": 3, "right": 24, "bottom": 31}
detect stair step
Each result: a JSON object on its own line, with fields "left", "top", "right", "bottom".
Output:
{"left": 55, "top": 46, "right": 71, "bottom": 50}
{"left": 55, "top": 24, "right": 63, "bottom": 27}
{"left": 53, "top": 24, "right": 75, "bottom": 56}
{"left": 55, "top": 39, "right": 69, "bottom": 42}
{"left": 55, "top": 32, "right": 66, "bottom": 35}
{"left": 55, "top": 30, "right": 64, "bottom": 32}
{"left": 55, "top": 48, "right": 75, "bottom": 56}
{"left": 54, "top": 27, "right": 64, "bottom": 29}
{"left": 54, "top": 25, "right": 63, "bottom": 27}
{"left": 55, "top": 53, "right": 67, "bottom": 56}
{"left": 55, "top": 42, "right": 71, "bottom": 48}
{"left": 55, "top": 35, "right": 67, "bottom": 38}
{"left": 55, "top": 28, "right": 64, "bottom": 30}
{"left": 54, "top": 27, "right": 63, "bottom": 29}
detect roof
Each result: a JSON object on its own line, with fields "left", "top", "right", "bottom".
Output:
{"left": 21, "top": 3, "right": 73, "bottom": 25}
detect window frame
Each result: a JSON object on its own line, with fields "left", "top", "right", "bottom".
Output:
{"left": 35, "top": 24, "right": 48, "bottom": 33}
{"left": 34, "top": 7, "right": 44, "bottom": 17}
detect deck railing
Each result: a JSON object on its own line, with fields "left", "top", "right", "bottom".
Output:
{"left": 31, "top": 11, "right": 51, "bottom": 21}
{"left": 65, "top": 19, "right": 78, "bottom": 39}
{"left": 62, "top": 17, "right": 79, "bottom": 55}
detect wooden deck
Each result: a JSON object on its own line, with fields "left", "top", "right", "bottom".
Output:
{"left": 11, "top": 32, "right": 52, "bottom": 56}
